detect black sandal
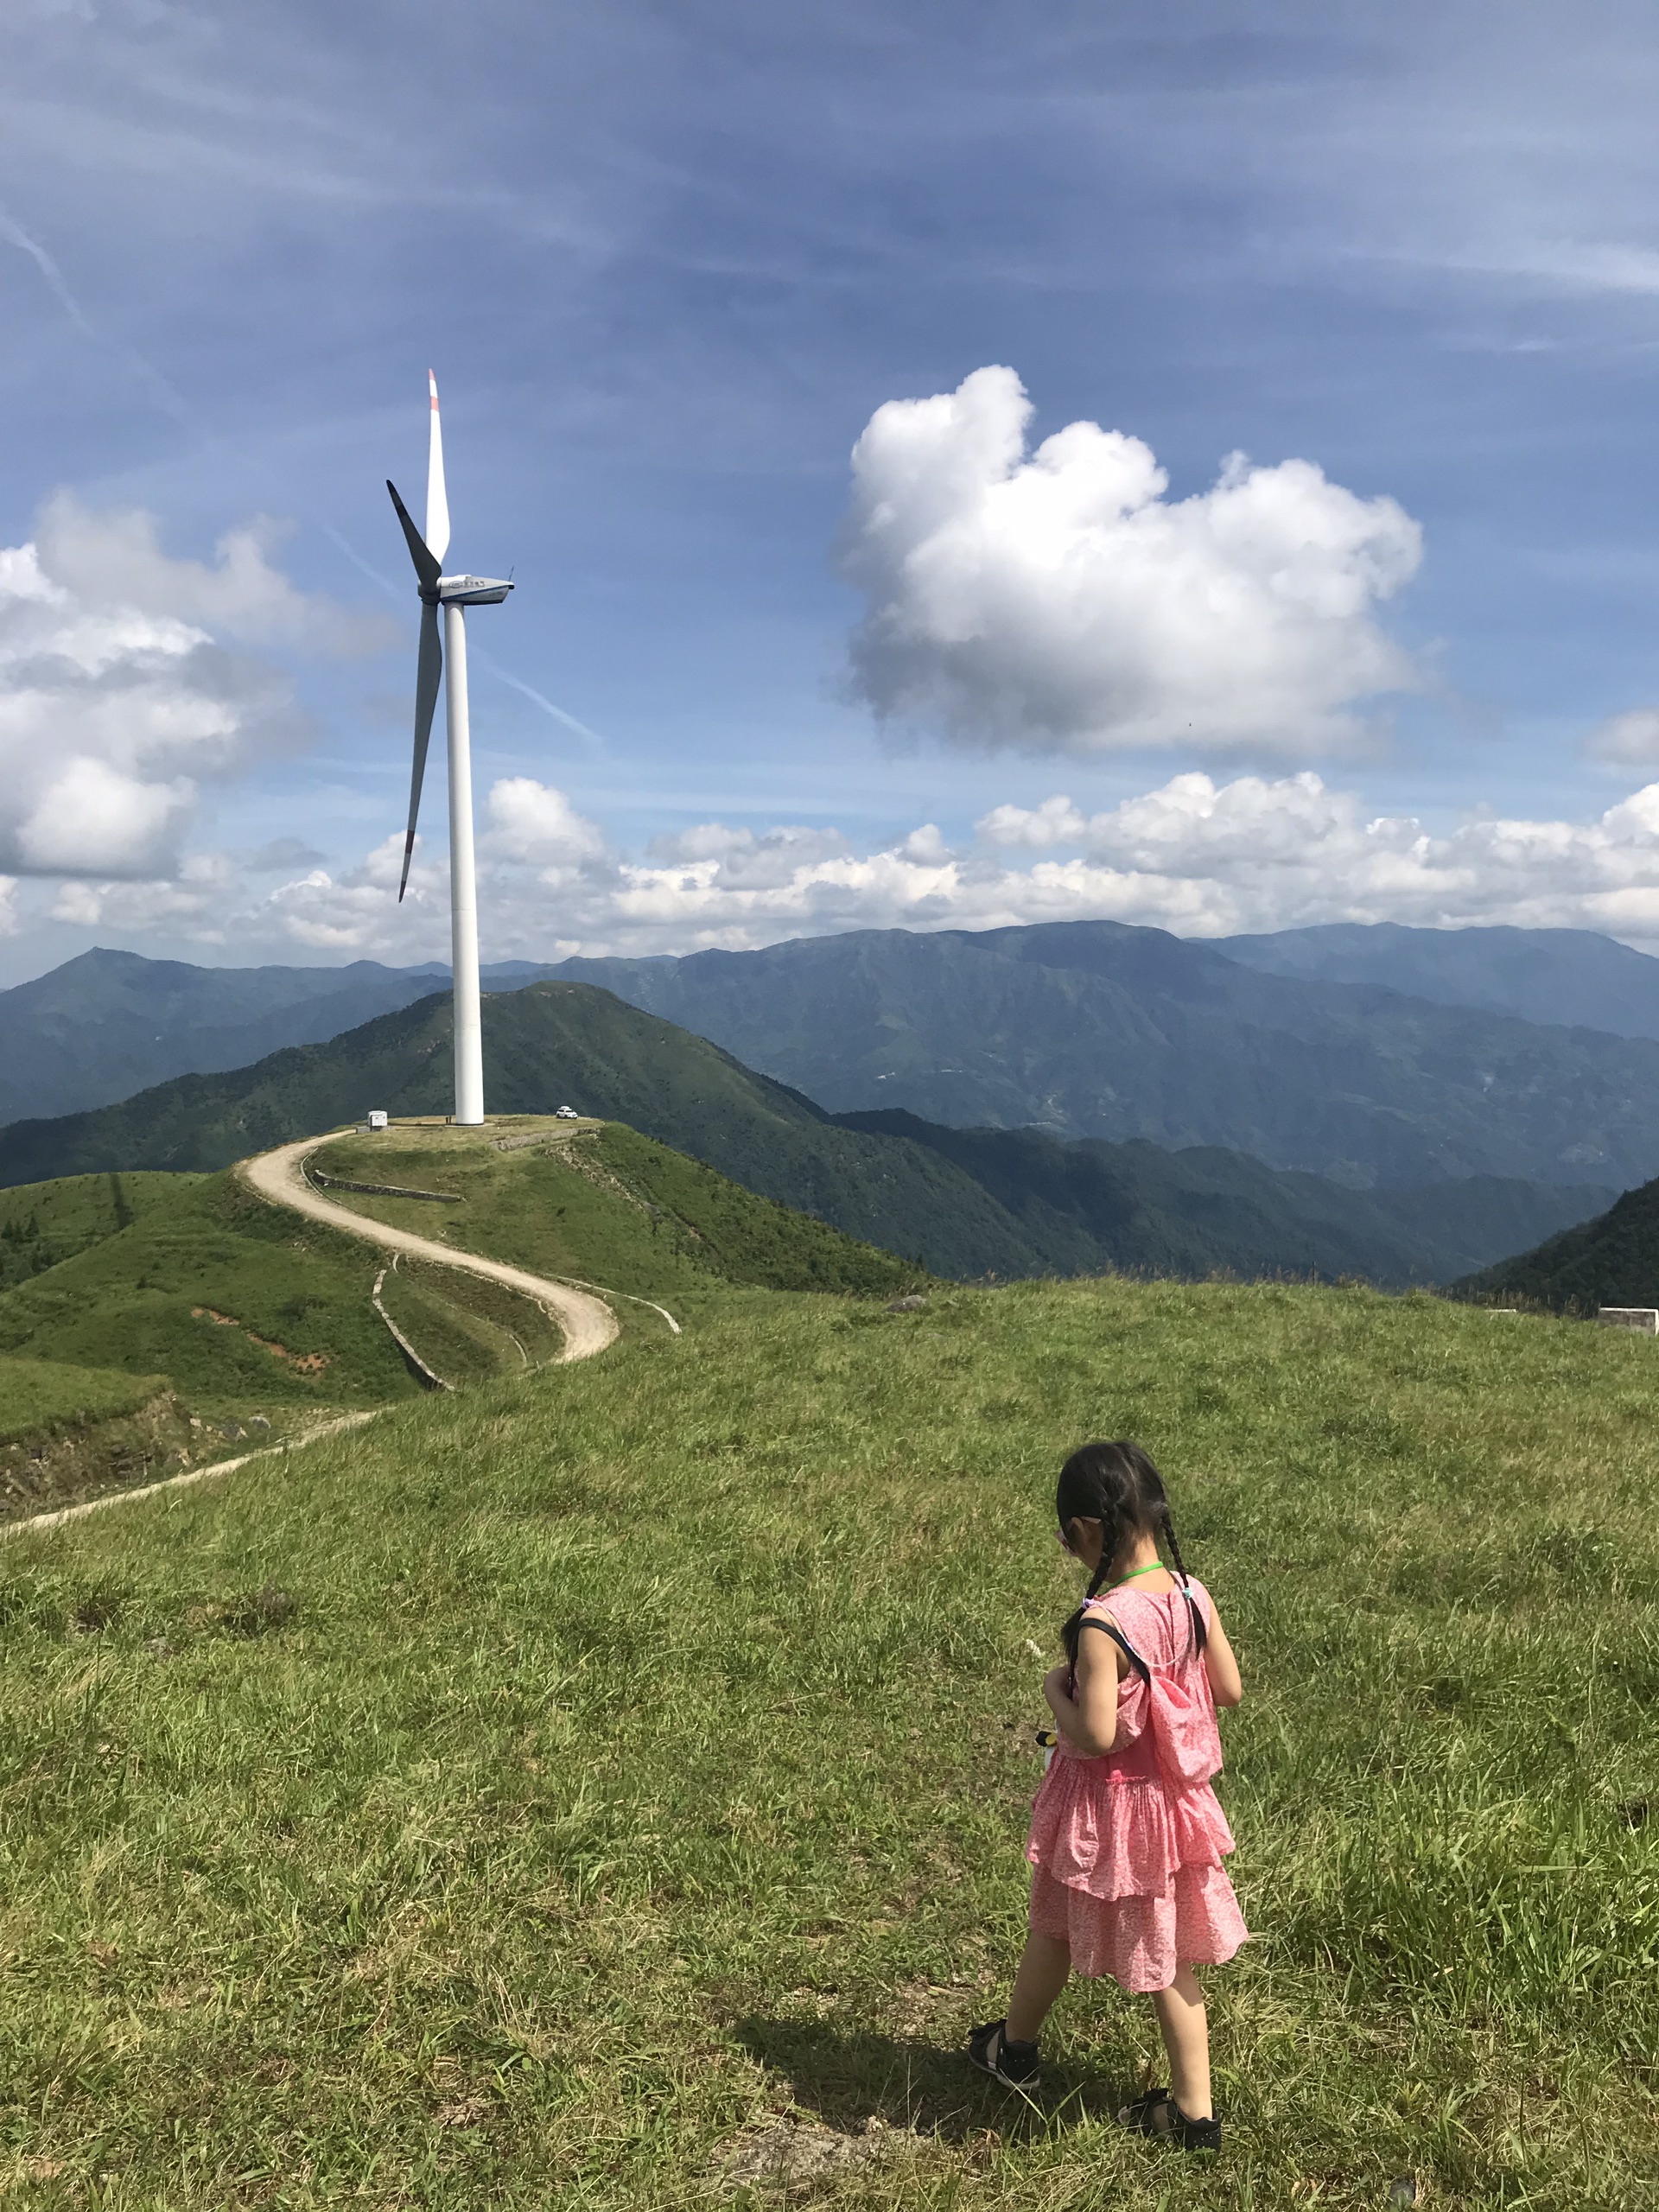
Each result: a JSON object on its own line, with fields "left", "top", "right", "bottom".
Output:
{"left": 1116, "top": 2088, "right": 1222, "bottom": 2152}
{"left": 966, "top": 2018, "right": 1040, "bottom": 2089}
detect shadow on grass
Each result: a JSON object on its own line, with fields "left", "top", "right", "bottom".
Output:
{"left": 731, "top": 2015, "right": 1133, "bottom": 2144}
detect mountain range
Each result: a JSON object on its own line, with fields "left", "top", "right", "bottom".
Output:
{"left": 1216, "top": 921, "right": 1659, "bottom": 1039}
{"left": 0, "top": 947, "right": 560, "bottom": 1125}
{"left": 0, "top": 981, "right": 1611, "bottom": 1287}
{"left": 555, "top": 919, "right": 1659, "bottom": 1189}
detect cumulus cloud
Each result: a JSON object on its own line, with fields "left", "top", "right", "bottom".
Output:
{"left": 1586, "top": 707, "right": 1659, "bottom": 764}
{"left": 483, "top": 777, "right": 608, "bottom": 869}
{"left": 0, "top": 500, "right": 393, "bottom": 880}
{"left": 838, "top": 365, "right": 1423, "bottom": 758}
{"left": 33, "top": 769, "right": 1659, "bottom": 968}
{"left": 35, "top": 495, "right": 395, "bottom": 657}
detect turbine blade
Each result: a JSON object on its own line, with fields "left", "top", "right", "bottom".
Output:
{"left": 426, "top": 370, "right": 451, "bottom": 565}
{"left": 386, "top": 479, "right": 441, "bottom": 593}
{"left": 398, "top": 601, "right": 443, "bottom": 902}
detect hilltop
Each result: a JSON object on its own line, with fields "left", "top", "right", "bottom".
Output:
{"left": 0, "top": 982, "right": 1613, "bottom": 1287}
{"left": 3, "top": 1273, "right": 1654, "bottom": 2203}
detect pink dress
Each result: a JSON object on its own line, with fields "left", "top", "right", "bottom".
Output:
{"left": 1026, "top": 1578, "right": 1248, "bottom": 1993}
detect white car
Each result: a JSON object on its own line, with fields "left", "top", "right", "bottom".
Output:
{"left": 555, "top": 1105, "right": 581, "bottom": 1120}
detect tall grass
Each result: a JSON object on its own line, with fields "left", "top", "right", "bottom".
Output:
{"left": 0, "top": 1278, "right": 1654, "bottom": 2209}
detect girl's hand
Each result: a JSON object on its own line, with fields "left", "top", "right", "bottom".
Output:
{"left": 1042, "top": 1663, "right": 1074, "bottom": 1713}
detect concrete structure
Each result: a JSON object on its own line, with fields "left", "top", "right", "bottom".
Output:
{"left": 1598, "top": 1307, "right": 1659, "bottom": 1333}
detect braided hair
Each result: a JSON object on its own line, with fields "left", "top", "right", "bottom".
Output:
{"left": 1057, "top": 1440, "right": 1206, "bottom": 1667}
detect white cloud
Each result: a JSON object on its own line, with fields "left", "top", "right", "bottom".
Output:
{"left": 34, "top": 495, "right": 394, "bottom": 657}
{"left": 838, "top": 365, "right": 1423, "bottom": 758}
{"left": 0, "top": 876, "right": 17, "bottom": 938}
{"left": 1586, "top": 707, "right": 1659, "bottom": 764}
{"left": 33, "top": 769, "right": 1659, "bottom": 970}
{"left": 483, "top": 777, "right": 608, "bottom": 869}
{"left": 0, "top": 501, "right": 392, "bottom": 880}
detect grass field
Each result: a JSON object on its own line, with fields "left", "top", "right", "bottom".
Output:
{"left": 0, "top": 1356, "right": 166, "bottom": 1445}
{"left": 2, "top": 1274, "right": 1655, "bottom": 2209}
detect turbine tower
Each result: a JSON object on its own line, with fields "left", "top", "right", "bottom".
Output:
{"left": 386, "top": 372, "right": 513, "bottom": 1126}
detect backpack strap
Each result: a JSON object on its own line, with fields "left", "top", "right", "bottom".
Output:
{"left": 1077, "top": 1611, "right": 1150, "bottom": 1684}
{"left": 1177, "top": 1579, "right": 1208, "bottom": 1657}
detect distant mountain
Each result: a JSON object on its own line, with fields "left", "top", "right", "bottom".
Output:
{"left": 0, "top": 981, "right": 1613, "bottom": 1287}
{"left": 836, "top": 1111, "right": 1611, "bottom": 1287}
{"left": 1454, "top": 1176, "right": 1659, "bottom": 1313}
{"left": 552, "top": 919, "right": 1659, "bottom": 1189}
{"left": 0, "top": 947, "right": 560, "bottom": 1124}
{"left": 1216, "top": 922, "right": 1659, "bottom": 1040}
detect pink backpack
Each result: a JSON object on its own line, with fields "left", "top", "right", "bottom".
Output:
{"left": 1086, "top": 1588, "right": 1222, "bottom": 1789}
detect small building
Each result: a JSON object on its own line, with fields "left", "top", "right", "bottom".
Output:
{"left": 367, "top": 1109, "right": 390, "bottom": 1132}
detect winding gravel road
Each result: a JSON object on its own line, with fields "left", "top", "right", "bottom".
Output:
{"left": 238, "top": 1135, "right": 620, "bottom": 1363}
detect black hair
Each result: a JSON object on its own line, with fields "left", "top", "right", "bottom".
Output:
{"left": 1056, "top": 1439, "right": 1205, "bottom": 1668}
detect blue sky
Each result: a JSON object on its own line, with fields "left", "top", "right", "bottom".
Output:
{"left": 6, "top": 1, "right": 1659, "bottom": 980}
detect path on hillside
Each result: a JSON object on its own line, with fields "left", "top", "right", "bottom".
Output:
{"left": 239, "top": 1136, "right": 621, "bottom": 1362}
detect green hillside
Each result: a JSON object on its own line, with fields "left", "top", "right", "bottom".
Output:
{"left": 0, "top": 981, "right": 1614, "bottom": 1287}
{"left": 1456, "top": 1172, "right": 1659, "bottom": 1312}
{"left": 0, "top": 1170, "right": 422, "bottom": 1421}
{"left": 0, "top": 983, "right": 1031, "bottom": 1280}
{"left": 0, "top": 1118, "right": 918, "bottom": 1517}
{"left": 1, "top": 1277, "right": 1653, "bottom": 2206}
{"left": 0, "top": 1170, "right": 202, "bottom": 1288}
{"left": 308, "top": 1118, "right": 918, "bottom": 1304}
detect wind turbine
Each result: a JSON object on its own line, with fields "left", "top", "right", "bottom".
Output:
{"left": 386, "top": 372, "right": 513, "bottom": 1126}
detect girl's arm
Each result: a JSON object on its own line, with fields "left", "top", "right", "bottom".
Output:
{"left": 1203, "top": 1599, "right": 1243, "bottom": 1708}
{"left": 1044, "top": 1630, "right": 1122, "bottom": 1756}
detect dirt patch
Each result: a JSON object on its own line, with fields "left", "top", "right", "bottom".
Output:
{"left": 192, "top": 1307, "right": 331, "bottom": 1373}
{"left": 712, "top": 2117, "right": 908, "bottom": 2196}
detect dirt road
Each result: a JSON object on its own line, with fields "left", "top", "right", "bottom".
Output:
{"left": 239, "top": 1135, "right": 620, "bottom": 1363}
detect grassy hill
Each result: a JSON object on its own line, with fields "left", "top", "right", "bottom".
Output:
{"left": 0, "top": 1169, "right": 203, "bottom": 1289}
{"left": 308, "top": 1119, "right": 918, "bottom": 1305}
{"left": 0, "top": 1120, "right": 918, "bottom": 1517}
{"left": 0, "top": 1275, "right": 1653, "bottom": 2206}
{"left": 1455, "top": 1172, "right": 1659, "bottom": 1312}
{"left": 0, "top": 982, "right": 1614, "bottom": 1287}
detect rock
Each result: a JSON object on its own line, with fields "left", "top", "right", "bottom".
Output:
{"left": 885, "top": 1294, "right": 928, "bottom": 1313}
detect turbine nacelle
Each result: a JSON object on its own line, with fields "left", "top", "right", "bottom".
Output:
{"left": 437, "top": 574, "right": 514, "bottom": 606}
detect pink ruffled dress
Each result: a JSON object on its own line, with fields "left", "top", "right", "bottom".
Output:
{"left": 1026, "top": 1578, "right": 1248, "bottom": 1993}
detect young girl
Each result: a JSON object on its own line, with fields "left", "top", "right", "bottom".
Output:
{"left": 968, "top": 1440, "right": 1246, "bottom": 2152}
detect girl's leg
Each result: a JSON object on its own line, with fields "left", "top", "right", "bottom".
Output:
{"left": 1006, "top": 1931, "right": 1071, "bottom": 2043}
{"left": 1149, "top": 1967, "right": 1211, "bottom": 2119}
